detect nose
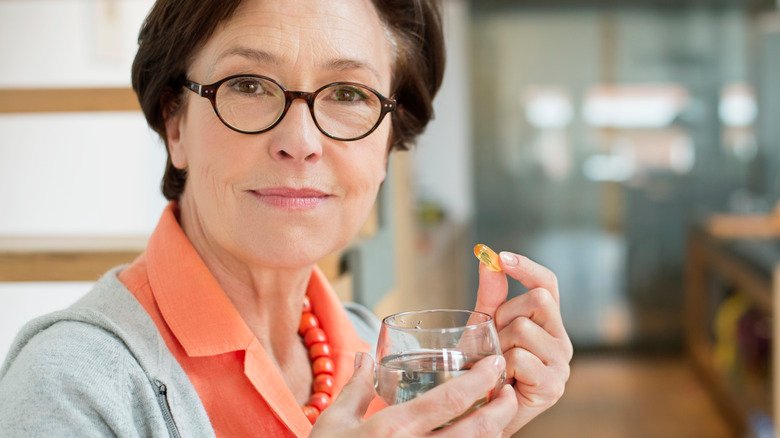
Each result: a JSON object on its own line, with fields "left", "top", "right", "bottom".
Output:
{"left": 268, "top": 99, "right": 323, "bottom": 164}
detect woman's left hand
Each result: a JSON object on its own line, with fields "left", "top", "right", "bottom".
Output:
{"left": 474, "top": 250, "right": 573, "bottom": 436}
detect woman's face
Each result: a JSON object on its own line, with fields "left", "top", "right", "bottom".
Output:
{"left": 167, "top": 0, "right": 394, "bottom": 269}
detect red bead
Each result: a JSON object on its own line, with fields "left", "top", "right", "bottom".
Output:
{"left": 304, "top": 328, "right": 327, "bottom": 347}
{"left": 302, "top": 405, "right": 320, "bottom": 423}
{"left": 299, "top": 312, "right": 319, "bottom": 335}
{"left": 308, "top": 392, "right": 332, "bottom": 412}
{"left": 298, "top": 300, "right": 335, "bottom": 421}
{"left": 308, "top": 342, "right": 331, "bottom": 360}
{"left": 312, "top": 357, "right": 335, "bottom": 375}
{"left": 313, "top": 374, "right": 335, "bottom": 395}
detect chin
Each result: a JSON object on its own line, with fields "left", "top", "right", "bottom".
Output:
{"left": 228, "top": 207, "right": 364, "bottom": 269}
{"left": 234, "top": 231, "right": 343, "bottom": 269}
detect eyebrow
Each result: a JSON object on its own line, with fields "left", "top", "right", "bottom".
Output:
{"left": 323, "top": 59, "right": 381, "bottom": 82}
{"left": 213, "top": 46, "right": 382, "bottom": 83}
{"left": 215, "top": 46, "right": 280, "bottom": 67}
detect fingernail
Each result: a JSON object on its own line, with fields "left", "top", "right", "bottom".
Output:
{"left": 492, "top": 355, "right": 505, "bottom": 370}
{"left": 500, "top": 252, "right": 519, "bottom": 267}
{"left": 354, "top": 352, "right": 365, "bottom": 369}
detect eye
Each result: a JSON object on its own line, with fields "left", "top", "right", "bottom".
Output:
{"left": 331, "top": 85, "right": 368, "bottom": 102}
{"left": 227, "top": 77, "right": 266, "bottom": 95}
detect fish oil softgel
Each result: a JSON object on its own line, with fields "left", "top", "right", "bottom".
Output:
{"left": 473, "top": 244, "right": 502, "bottom": 272}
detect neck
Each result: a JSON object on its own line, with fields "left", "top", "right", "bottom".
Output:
{"left": 219, "top": 263, "right": 312, "bottom": 359}
{"left": 177, "top": 198, "right": 313, "bottom": 361}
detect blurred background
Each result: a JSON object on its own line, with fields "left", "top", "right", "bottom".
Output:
{"left": 1, "top": 0, "right": 779, "bottom": 436}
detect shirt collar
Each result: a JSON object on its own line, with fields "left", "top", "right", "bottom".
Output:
{"left": 145, "top": 202, "right": 370, "bottom": 360}
{"left": 146, "top": 202, "right": 253, "bottom": 356}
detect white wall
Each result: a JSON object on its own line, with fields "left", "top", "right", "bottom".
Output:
{"left": 413, "top": 0, "right": 475, "bottom": 223}
{"left": 0, "top": 0, "right": 160, "bottom": 359}
{"left": 0, "top": 0, "right": 154, "bottom": 87}
{"left": 0, "top": 0, "right": 165, "bottom": 237}
{"left": 0, "top": 113, "right": 167, "bottom": 235}
{"left": 0, "top": 284, "right": 90, "bottom": 359}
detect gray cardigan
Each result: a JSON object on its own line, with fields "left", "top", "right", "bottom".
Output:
{"left": 0, "top": 267, "right": 380, "bottom": 437}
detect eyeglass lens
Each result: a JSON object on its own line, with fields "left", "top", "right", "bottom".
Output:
{"left": 215, "top": 76, "right": 383, "bottom": 139}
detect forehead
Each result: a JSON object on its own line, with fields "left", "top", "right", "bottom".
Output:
{"left": 190, "top": 0, "right": 394, "bottom": 86}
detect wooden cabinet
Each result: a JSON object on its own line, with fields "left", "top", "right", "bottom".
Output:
{"left": 685, "top": 212, "right": 780, "bottom": 435}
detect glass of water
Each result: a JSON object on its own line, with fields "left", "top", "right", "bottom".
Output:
{"left": 375, "top": 309, "right": 505, "bottom": 417}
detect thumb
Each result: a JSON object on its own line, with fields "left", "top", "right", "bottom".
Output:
{"left": 474, "top": 261, "right": 509, "bottom": 318}
{"left": 324, "top": 352, "right": 376, "bottom": 420}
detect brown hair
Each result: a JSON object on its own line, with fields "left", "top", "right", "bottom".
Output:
{"left": 132, "top": 0, "right": 445, "bottom": 201}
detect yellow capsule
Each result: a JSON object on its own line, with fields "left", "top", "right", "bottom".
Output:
{"left": 473, "top": 243, "right": 502, "bottom": 272}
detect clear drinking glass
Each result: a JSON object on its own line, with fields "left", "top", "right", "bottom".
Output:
{"left": 375, "top": 309, "right": 505, "bottom": 420}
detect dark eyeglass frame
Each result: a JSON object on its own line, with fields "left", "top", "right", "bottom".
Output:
{"left": 183, "top": 74, "right": 397, "bottom": 141}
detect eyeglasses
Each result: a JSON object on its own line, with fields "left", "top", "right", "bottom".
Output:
{"left": 183, "top": 74, "right": 397, "bottom": 141}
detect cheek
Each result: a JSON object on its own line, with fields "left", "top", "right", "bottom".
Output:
{"left": 192, "top": 160, "right": 229, "bottom": 204}
{"left": 350, "top": 172, "right": 383, "bottom": 215}
{"left": 352, "top": 130, "right": 389, "bottom": 187}
{"left": 183, "top": 114, "right": 248, "bottom": 203}
{"left": 344, "top": 144, "right": 388, "bottom": 212}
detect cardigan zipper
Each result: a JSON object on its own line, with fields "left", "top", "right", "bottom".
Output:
{"left": 154, "top": 379, "right": 182, "bottom": 438}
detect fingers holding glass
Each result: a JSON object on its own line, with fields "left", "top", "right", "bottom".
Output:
{"left": 375, "top": 310, "right": 503, "bottom": 406}
{"left": 382, "top": 355, "right": 508, "bottom": 432}
{"left": 428, "top": 384, "right": 518, "bottom": 438}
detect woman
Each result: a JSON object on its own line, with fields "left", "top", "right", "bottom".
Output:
{"left": 0, "top": 0, "right": 572, "bottom": 436}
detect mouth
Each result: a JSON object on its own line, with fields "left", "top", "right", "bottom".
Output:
{"left": 249, "top": 187, "right": 332, "bottom": 210}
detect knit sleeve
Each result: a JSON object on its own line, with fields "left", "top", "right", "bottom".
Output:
{"left": 343, "top": 302, "right": 381, "bottom": 350}
{"left": 0, "top": 320, "right": 166, "bottom": 437}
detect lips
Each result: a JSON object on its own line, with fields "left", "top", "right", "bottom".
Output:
{"left": 250, "top": 187, "right": 331, "bottom": 210}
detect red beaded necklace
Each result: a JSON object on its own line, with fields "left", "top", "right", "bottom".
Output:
{"left": 298, "top": 295, "right": 335, "bottom": 424}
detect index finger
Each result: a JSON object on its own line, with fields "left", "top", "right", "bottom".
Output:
{"left": 498, "top": 252, "right": 559, "bottom": 303}
{"left": 383, "top": 355, "right": 506, "bottom": 432}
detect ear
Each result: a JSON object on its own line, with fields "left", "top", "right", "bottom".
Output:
{"left": 164, "top": 102, "right": 188, "bottom": 170}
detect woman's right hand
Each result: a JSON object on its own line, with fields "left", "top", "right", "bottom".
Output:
{"left": 310, "top": 352, "right": 517, "bottom": 437}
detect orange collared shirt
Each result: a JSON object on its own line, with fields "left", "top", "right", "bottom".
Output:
{"left": 119, "top": 203, "right": 385, "bottom": 437}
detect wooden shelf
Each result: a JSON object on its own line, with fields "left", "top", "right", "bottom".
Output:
{"left": 700, "top": 235, "right": 773, "bottom": 313}
{"left": 0, "top": 236, "right": 145, "bottom": 282}
{"left": 0, "top": 236, "right": 346, "bottom": 284}
{"left": 685, "top": 222, "right": 780, "bottom": 435}
{"left": 688, "top": 341, "right": 749, "bottom": 432}
{"left": 706, "top": 203, "right": 780, "bottom": 240}
{"left": 0, "top": 87, "right": 139, "bottom": 113}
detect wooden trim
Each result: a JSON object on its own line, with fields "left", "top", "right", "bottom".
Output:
{"left": 0, "top": 236, "right": 147, "bottom": 253}
{"left": 0, "top": 250, "right": 347, "bottom": 283}
{"left": 703, "top": 238, "right": 773, "bottom": 314}
{"left": 0, "top": 236, "right": 145, "bottom": 281}
{"left": 0, "top": 251, "right": 142, "bottom": 282}
{"left": 358, "top": 203, "right": 380, "bottom": 239}
{"left": 774, "top": 264, "right": 780, "bottom": 427}
{"left": 0, "top": 87, "right": 139, "bottom": 113}
{"left": 684, "top": 232, "right": 708, "bottom": 360}
{"left": 688, "top": 343, "right": 748, "bottom": 435}
{"left": 685, "top": 227, "right": 777, "bottom": 434}
{"left": 0, "top": 236, "right": 346, "bottom": 283}
{"left": 707, "top": 204, "right": 780, "bottom": 239}
{"left": 317, "top": 251, "right": 345, "bottom": 284}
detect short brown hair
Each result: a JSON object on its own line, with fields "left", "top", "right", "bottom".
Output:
{"left": 131, "top": 0, "right": 445, "bottom": 200}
